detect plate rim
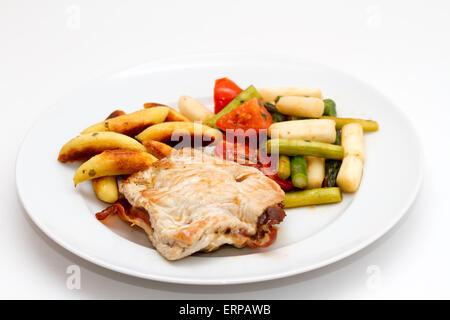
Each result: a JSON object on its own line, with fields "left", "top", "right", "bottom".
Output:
{"left": 15, "top": 52, "right": 424, "bottom": 285}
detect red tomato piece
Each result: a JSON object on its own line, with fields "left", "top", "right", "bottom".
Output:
{"left": 265, "top": 174, "right": 294, "bottom": 191}
{"left": 214, "top": 78, "right": 243, "bottom": 114}
{"left": 215, "top": 139, "right": 290, "bottom": 191}
{"left": 259, "top": 166, "right": 294, "bottom": 191}
{"left": 214, "top": 140, "right": 258, "bottom": 165}
{"left": 216, "top": 98, "right": 273, "bottom": 132}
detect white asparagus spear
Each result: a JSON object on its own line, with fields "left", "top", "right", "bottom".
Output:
{"left": 336, "top": 155, "right": 364, "bottom": 193}
{"left": 341, "top": 123, "right": 365, "bottom": 162}
{"left": 258, "top": 87, "right": 323, "bottom": 102}
{"left": 305, "top": 156, "right": 325, "bottom": 189}
{"left": 178, "top": 95, "right": 214, "bottom": 122}
{"left": 276, "top": 96, "right": 324, "bottom": 118}
{"left": 268, "top": 119, "right": 336, "bottom": 143}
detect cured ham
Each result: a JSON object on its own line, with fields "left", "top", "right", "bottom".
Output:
{"left": 97, "top": 148, "right": 286, "bottom": 260}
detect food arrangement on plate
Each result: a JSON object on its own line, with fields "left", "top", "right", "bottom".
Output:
{"left": 57, "top": 77, "right": 379, "bottom": 260}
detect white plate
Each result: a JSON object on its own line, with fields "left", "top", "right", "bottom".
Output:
{"left": 16, "top": 53, "right": 423, "bottom": 285}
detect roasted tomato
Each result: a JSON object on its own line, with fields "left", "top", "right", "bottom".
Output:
{"left": 214, "top": 77, "right": 243, "bottom": 114}
{"left": 216, "top": 98, "right": 273, "bottom": 133}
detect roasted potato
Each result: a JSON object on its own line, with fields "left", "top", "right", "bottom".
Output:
{"left": 105, "top": 109, "right": 126, "bottom": 119}
{"left": 143, "top": 140, "right": 174, "bottom": 159}
{"left": 89, "top": 109, "right": 126, "bottom": 203}
{"left": 143, "top": 102, "right": 190, "bottom": 122}
{"left": 135, "top": 121, "right": 223, "bottom": 145}
{"left": 82, "top": 107, "right": 169, "bottom": 136}
{"left": 58, "top": 132, "right": 146, "bottom": 162}
{"left": 92, "top": 176, "right": 119, "bottom": 203}
{"left": 73, "top": 149, "right": 157, "bottom": 186}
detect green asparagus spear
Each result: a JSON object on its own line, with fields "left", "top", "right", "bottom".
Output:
{"left": 267, "top": 139, "right": 344, "bottom": 160}
{"left": 206, "top": 85, "right": 262, "bottom": 128}
{"left": 263, "top": 102, "right": 277, "bottom": 113}
{"left": 323, "top": 99, "right": 337, "bottom": 117}
{"left": 290, "top": 156, "right": 308, "bottom": 189}
{"left": 325, "top": 159, "right": 341, "bottom": 187}
{"left": 277, "top": 155, "right": 291, "bottom": 180}
{"left": 324, "top": 129, "right": 342, "bottom": 187}
{"left": 264, "top": 102, "right": 286, "bottom": 122}
{"left": 283, "top": 187, "right": 342, "bottom": 208}
{"left": 321, "top": 116, "right": 379, "bottom": 131}
{"left": 272, "top": 112, "right": 286, "bottom": 122}
{"left": 334, "top": 129, "right": 341, "bottom": 145}
{"left": 286, "top": 115, "right": 306, "bottom": 120}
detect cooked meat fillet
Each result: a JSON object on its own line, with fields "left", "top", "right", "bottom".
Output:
{"left": 112, "top": 148, "right": 285, "bottom": 260}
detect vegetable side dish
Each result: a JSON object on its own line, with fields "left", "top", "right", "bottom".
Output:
{"left": 57, "top": 77, "right": 378, "bottom": 260}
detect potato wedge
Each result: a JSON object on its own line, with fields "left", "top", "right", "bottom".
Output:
{"left": 92, "top": 176, "right": 119, "bottom": 203}
{"left": 82, "top": 107, "right": 169, "bottom": 136}
{"left": 58, "top": 132, "right": 146, "bottom": 162}
{"left": 74, "top": 149, "right": 157, "bottom": 186}
{"left": 143, "top": 140, "right": 174, "bottom": 159}
{"left": 135, "top": 121, "right": 223, "bottom": 144}
{"left": 90, "top": 109, "right": 125, "bottom": 203}
{"left": 143, "top": 102, "right": 190, "bottom": 122}
{"left": 106, "top": 109, "right": 126, "bottom": 119}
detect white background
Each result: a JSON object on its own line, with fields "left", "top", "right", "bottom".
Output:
{"left": 1, "top": 0, "right": 449, "bottom": 299}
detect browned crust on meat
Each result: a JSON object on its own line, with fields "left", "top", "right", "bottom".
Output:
{"left": 172, "top": 218, "right": 210, "bottom": 246}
